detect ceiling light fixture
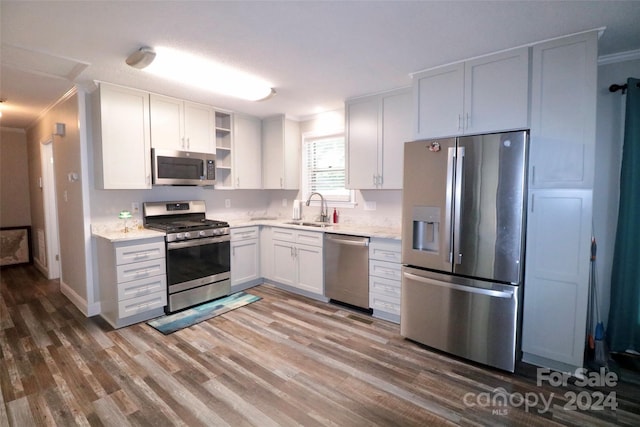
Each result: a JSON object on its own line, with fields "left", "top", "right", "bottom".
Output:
{"left": 125, "top": 46, "right": 276, "bottom": 102}
{"left": 125, "top": 47, "right": 156, "bottom": 69}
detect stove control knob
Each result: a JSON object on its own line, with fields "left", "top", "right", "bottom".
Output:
{"left": 184, "top": 232, "right": 191, "bottom": 239}
{"left": 176, "top": 233, "right": 184, "bottom": 240}
{"left": 199, "top": 230, "right": 207, "bottom": 237}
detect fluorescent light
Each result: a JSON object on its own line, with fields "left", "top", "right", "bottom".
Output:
{"left": 137, "top": 46, "right": 275, "bottom": 101}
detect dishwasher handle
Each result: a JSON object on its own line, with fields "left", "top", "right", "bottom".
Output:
{"left": 325, "top": 234, "right": 369, "bottom": 247}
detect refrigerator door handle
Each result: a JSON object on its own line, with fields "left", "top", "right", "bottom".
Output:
{"left": 445, "top": 147, "right": 456, "bottom": 264}
{"left": 403, "top": 272, "right": 514, "bottom": 299}
{"left": 453, "top": 146, "right": 465, "bottom": 264}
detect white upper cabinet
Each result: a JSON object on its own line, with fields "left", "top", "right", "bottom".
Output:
{"left": 233, "top": 114, "right": 262, "bottom": 189}
{"left": 529, "top": 32, "right": 598, "bottom": 189}
{"left": 91, "top": 82, "right": 152, "bottom": 189}
{"left": 149, "top": 94, "right": 215, "bottom": 153}
{"left": 414, "top": 63, "right": 464, "bottom": 139}
{"left": 262, "top": 115, "right": 300, "bottom": 190}
{"left": 346, "top": 87, "right": 412, "bottom": 189}
{"left": 346, "top": 96, "right": 379, "bottom": 189}
{"left": 413, "top": 47, "right": 530, "bottom": 139}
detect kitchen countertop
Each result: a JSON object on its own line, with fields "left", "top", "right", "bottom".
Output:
{"left": 229, "top": 219, "right": 402, "bottom": 240}
{"left": 91, "top": 219, "right": 401, "bottom": 242}
{"left": 91, "top": 224, "right": 166, "bottom": 243}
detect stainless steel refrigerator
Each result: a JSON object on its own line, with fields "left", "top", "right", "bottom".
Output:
{"left": 401, "top": 130, "right": 528, "bottom": 372}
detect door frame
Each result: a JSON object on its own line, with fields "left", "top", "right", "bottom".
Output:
{"left": 40, "top": 137, "right": 61, "bottom": 279}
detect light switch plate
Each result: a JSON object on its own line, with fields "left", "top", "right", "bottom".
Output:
{"left": 364, "top": 201, "right": 377, "bottom": 211}
{"left": 225, "top": 199, "right": 231, "bottom": 208}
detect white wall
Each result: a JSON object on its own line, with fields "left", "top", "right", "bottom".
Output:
{"left": 0, "top": 128, "right": 31, "bottom": 227}
{"left": 593, "top": 55, "right": 640, "bottom": 325}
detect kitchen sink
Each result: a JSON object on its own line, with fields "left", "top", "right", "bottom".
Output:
{"left": 284, "top": 221, "right": 332, "bottom": 228}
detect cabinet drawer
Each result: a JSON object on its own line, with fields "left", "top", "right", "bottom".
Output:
{"left": 296, "top": 231, "right": 323, "bottom": 247}
{"left": 116, "top": 258, "right": 166, "bottom": 283}
{"left": 369, "top": 239, "right": 401, "bottom": 263}
{"left": 370, "top": 293, "right": 401, "bottom": 316}
{"left": 272, "top": 227, "right": 296, "bottom": 242}
{"left": 118, "top": 291, "right": 167, "bottom": 318}
{"left": 369, "top": 259, "right": 401, "bottom": 281}
{"left": 231, "top": 226, "right": 259, "bottom": 240}
{"left": 118, "top": 274, "right": 167, "bottom": 300}
{"left": 370, "top": 276, "right": 401, "bottom": 300}
{"left": 115, "top": 241, "right": 165, "bottom": 265}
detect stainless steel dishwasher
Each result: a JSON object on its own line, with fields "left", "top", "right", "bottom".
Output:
{"left": 324, "top": 233, "right": 370, "bottom": 310}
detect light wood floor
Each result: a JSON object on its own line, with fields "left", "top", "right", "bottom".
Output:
{"left": 1, "top": 265, "right": 639, "bottom": 426}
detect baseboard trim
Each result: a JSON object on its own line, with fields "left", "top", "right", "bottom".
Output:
{"left": 59, "top": 280, "right": 101, "bottom": 317}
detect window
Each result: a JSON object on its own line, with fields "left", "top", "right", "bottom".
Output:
{"left": 301, "top": 132, "right": 355, "bottom": 205}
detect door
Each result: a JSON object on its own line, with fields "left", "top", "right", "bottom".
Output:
{"left": 233, "top": 114, "right": 263, "bottom": 188}
{"left": 346, "top": 97, "right": 379, "bottom": 189}
{"left": 401, "top": 266, "right": 520, "bottom": 372}
{"left": 296, "top": 244, "right": 324, "bottom": 295}
{"left": 40, "top": 140, "right": 60, "bottom": 279}
{"left": 272, "top": 240, "right": 296, "bottom": 286}
{"left": 413, "top": 63, "right": 464, "bottom": 139}
{"left": 150, "top": 94, "right": 183, "bottom": 150}
{"left": 454, "top": 131, "right": 527, "bottom": 283}
{"left": 401, "top": 137, "right": 456, "bottom": 271}
{"left": 183, "top": 102, "right": 214, "bottom": 153}
{"left": 231, "top": 239, "right": 259, "bottom": 286}
{"left": 380, "top": 89, "right": 412, "bottom": 189}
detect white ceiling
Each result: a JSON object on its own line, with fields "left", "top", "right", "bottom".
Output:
{"left": 1, "top": 1, "right": 639, "bottom": 130}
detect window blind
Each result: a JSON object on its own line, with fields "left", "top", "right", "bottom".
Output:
{"left": 302, "top": 134, "right": 351, "bottom": 202}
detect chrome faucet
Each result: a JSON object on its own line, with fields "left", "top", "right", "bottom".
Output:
{"left": 306, "top": 192, "right": 329, "bottom": 223}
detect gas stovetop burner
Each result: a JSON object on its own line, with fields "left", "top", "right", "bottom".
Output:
{"left": 142, "top": 200, "right": 230, "bottom": 242}
{"left": 146, "top": 219, "right": 229, "bottom": 232}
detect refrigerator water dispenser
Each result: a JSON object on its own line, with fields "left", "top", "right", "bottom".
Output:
{"left": 412, "top": 206, "right": 440, "bottom": 252}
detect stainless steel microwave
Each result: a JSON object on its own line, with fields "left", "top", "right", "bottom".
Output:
{"left": 152, "top": 149, "right": 216, "bottom": 186}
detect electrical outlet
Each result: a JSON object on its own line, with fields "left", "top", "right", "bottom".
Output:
{"left": 282, "top": 198, "right": 288, "bottom": 207}
{"left": 364, "top": 201, "right": 377, "bottom": 211}
{"left": 225, "top": 199, "right": 231, "bottom": 208}
{"left": 131, "top": 202, "right": 140, "bottom": 215}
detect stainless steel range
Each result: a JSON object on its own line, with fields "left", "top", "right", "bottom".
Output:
{"left": 143, "top": 200, "right": 230, "bottom": 313}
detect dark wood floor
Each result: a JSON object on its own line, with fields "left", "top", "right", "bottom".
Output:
{"left": 1, "top": 265, "right": 639, "bottom": 426}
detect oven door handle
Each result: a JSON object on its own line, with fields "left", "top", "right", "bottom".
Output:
{"left": 167, "top": 235, "right": 230, "bottom": 250}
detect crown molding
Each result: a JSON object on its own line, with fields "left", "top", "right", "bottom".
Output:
{"left": 598, "top": 49, "right": 640, "bottom": 66}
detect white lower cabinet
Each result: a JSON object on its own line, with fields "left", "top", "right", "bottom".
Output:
{"left": 230, "top": 227, "right": 260, "bottom": 290}
{"left": 369, "top": 238, "right": 402, "bottom": 323}
{"left": 96, "top": 236, "right": 167, "bottom": 328}
{"left": 271, "top": 227, "right": 324, "bottom": 298}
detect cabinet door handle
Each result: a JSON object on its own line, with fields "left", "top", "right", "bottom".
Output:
{"left": 236, "top": 177, "right": 240, "bottom": 188}
{"left": 531, "top": 166, "right": 536, "bottom": 186}
{"left": 465, "top": 113, "right": 470, "bottom": 130}
{"left": 280, "top": 177, "right": 284, "bottom": 188}
{"left": 378, "top": 174, "right": 383, "bottom": 187}
{"left": 531, "top": 193, "right": 535, "bottom": 213}
{"left": 457, "top": 114, "right": 462, "bottom": 131}
{"left": 186, "top": 137, "right": 190, "bottom": 149}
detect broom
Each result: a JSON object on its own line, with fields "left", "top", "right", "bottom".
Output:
{"left": 590, "top": 236, "right": 608, "bottom": 367}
